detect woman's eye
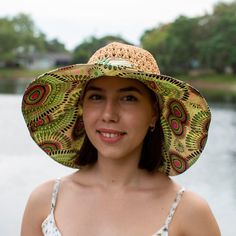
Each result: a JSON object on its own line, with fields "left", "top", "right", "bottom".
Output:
{"left": 122, "top": 95, "right": 138, "bottom": 101}
{"left": 88, "top": 94, "right": 102, "bottom": 100}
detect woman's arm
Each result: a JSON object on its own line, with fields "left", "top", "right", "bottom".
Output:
{"left": 20, "top": 180, "right": 54, "bottom": 236}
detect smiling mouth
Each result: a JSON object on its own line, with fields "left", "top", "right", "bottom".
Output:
{"left": 96, "top": 130, "right": 127, "bottom": 138}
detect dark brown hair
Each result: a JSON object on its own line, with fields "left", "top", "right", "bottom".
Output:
{"left": 75, "top": 118, "right": 163, "bottom": 172}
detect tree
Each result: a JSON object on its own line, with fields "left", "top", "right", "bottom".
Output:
{"left": 0, "top": 17, "right": 19, "bottom": 63}
{"left": 199, "top": 1, "right": 236, "bottom": 73}
{"left": 13, "top": 14, "right": 46, "bottom": 53}
{"left": 141, "top": 0, "right": 236, "bottom": 75}
{"left": 72, "top": 35, "right": 130, "bottom": 63}
{"left": 141, "top": 16, "right": 201, "bottom": 74}
{"left": 45, "top": 38, "right": 67, "bottom": 53}
{"left": 140, "top": 23, "right": 171, "bottom": 74}
{"left": 0, "top": 14, "right": 68, "bottom": 67}
{"left": 166, "top": 16, "right": 201, "bottom": 73}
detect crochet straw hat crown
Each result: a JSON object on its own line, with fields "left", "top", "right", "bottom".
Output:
{"left": 88, "top": 42, "right": 160, "bottom": 73}
{"left": 22, "top": 42, "right": 211, "bottom": 176}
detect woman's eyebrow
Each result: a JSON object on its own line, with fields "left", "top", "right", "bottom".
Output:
{"left": 85, "top": 85, "right": 103, "bottom": 92}
{"left": 118, "top": 86, "right": 143, "bottom": 94}
{"left": 85, "top": 85, "right": 143, "bottom": 94}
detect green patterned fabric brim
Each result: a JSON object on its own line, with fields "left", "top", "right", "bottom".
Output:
{"left": 22, "top": 62, "right": 211, "bottom": 176}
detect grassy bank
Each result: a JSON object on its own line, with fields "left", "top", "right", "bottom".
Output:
{"left": 179, "top": 74, "right": 236, "bottom": 103}
{"left": 0, "top": 68, "right": 52, "bottom": 80}
{"left": 180, "top": 74, "right": 236, "bottom": 83}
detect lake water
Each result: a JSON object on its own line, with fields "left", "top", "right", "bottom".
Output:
{"left": 0, "top": 94, "right": 235, "bottom": 236}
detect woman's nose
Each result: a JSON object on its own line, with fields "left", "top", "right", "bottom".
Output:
{"left": 102, "top": 100, "right": 119, "bottom": 123}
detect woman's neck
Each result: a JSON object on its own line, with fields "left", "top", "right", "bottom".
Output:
{"left": 91, "top": 154, "right": 149, "bottom": 189}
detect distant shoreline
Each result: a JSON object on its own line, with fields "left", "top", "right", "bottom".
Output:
{"left": 182, "top": 75, "right": 236, "bottom": 103}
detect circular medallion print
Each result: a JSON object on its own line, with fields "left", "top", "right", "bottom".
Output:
{"left": 23, "top": 84, "right": 50, "bottom": 106}
{"left": 41, "top": 142, "right": 61, "bottom": 154}
{"left": 170, "top": 153, "right": 188, "bottom": 174}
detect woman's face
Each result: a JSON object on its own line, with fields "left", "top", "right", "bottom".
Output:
{"left": 82, "top": 76, "right": 157, "bottom": 162}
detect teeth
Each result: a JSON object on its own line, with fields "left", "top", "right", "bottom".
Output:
{"left": 100, "top": 132, "right": 119, "bottom": 138}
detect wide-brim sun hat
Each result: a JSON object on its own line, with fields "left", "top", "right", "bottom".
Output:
{"left": 22, "top": 42, "right": 211, "bottom": 176}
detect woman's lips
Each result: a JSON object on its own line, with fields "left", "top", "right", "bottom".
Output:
{"left": 96, "top": 129, "right": 126, "bottom": 143}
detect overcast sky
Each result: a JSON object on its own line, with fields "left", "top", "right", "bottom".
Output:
{"left": 1, "top": 0, "right": 233, "bottom": 50}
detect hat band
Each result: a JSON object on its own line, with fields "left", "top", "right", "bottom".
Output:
{"left": 95, "top": 58, "right": 134, "bottom": 68}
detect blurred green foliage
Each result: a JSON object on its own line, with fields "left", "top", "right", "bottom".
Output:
{"left": 0, "top": 14, "right": 67, "bottom": 66}
{"left": 141, "top": 1, "right": 236, "bottom": 74}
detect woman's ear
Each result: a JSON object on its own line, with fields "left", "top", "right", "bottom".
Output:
{"left": 149, "top": 104, "right": 158, "bottom": 129}
{"left": 150, "top": 116, "right": 157, "bottom": 128}
{"left": 152, "top": 101, "right": 159, "bottom": 121}
{"left": 148, "top": 90, "right": 159, "bottom": 127}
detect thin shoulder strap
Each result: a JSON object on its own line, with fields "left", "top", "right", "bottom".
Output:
{"left": 51, "top": 178, "right": 61, "bottom": 212}
{"left": 164, "top": 187, "right": 185, "bottom": 229}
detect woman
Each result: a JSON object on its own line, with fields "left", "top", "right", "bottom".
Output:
{"left": 21, "top": 42, "right": 221, "bottom": 235}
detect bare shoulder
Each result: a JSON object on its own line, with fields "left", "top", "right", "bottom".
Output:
{"left": 26, "top": 179, "right": 57, "bottom": 213}
{"left": 20, "top": 179, "right": 57, "bottom": 236}
{"left": 181, "top": 190, "right": 216, "bottom": 217}
{"left": 32, "top": 179, "right": 55, "bottom": 200}
{"left": 178, "top": 190, "right": 221, "bottom": 236}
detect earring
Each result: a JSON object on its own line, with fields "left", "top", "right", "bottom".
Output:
{"left": 150, "top": 125, "right": 155, "bottom": 132}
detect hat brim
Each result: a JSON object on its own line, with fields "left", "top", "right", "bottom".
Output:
{"left": 22, "top": 63, "right": 211, "bottom": 176}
